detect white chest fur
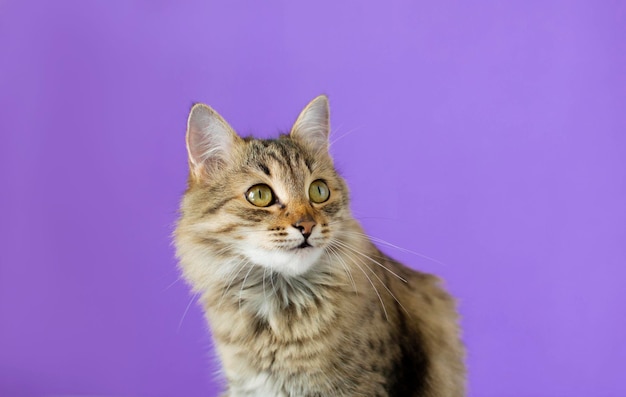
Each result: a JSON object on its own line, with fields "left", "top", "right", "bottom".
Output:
{"left": 228, "top": 371, "right": 289, "bottom": 397}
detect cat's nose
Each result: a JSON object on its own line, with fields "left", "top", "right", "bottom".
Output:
{"left": 293, "top": 219, "right": 316, "bottom": 237}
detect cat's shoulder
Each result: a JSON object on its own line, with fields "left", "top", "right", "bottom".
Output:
{"left": 384, "top": 255, "right": 458, "bottom": 313}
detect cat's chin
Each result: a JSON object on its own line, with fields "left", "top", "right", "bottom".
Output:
{"left": 245, "top": 246, "right": 325, "bottom": 277}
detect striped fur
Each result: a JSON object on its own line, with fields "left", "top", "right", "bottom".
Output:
{"left": 174, "top": 96, "right": 465, "bottom": 396}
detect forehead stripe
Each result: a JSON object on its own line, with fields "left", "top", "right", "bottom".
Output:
{"left": 258, "top": 163, "right": 271, "bottom": 176}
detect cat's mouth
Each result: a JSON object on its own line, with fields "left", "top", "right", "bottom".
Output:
{"left": 296, "top": 241, "right": 312, "bottom": 249}
{"left": 286, "top": 239, "right": 319, "bottom": 252}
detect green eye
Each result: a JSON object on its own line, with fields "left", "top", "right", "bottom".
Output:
{"left": 309, "top": 180, "right": 330, "bottom": 203}
{"left": 246, "top": 184, "right": 275, "bottom": 207}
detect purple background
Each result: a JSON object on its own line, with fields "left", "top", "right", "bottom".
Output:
{"left": 1, "top": 1, "right": 625, "bottom": 396}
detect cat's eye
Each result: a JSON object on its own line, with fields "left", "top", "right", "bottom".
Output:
{"left": 309, "top": 180, "right": 330, "bottom": 203}
{"left": 246, "top": 184, "right": 275, "bottom": 207}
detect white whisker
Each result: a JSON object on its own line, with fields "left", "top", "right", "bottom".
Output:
{"left": 177, "top": 292, "right": 199, "bottom": 332}
{"left": 325, "top": 245, "right": 357, "bottom": 294}
{"left": 350, "top": 250, "right": 411, "bottom": 319}
{"left": 331, "top": 241, "right": 388, "bottom": 321}
{"left": 238, "top": 265, "right": 256, "bottom": 309}
{"left": 163, "top": 276, "right": 182, "bottom": 292}
{"left": 217, "top": 258, "right": 249, "bottom": 309}
{"left": 262, "top": 266, "right": 271, "bottom": 303}
{"left": 331, "top": 239, "right": 408, "bottom": 283}
{"left": 328, "top": 124, "right": 363, "bottom": 148}
{"left": 328, "top": 222, "right": 448, "bottom": 267}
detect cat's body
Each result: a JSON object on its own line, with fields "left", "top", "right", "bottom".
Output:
{"left": 175, "top": 96, "right": 465, "bottom": 396}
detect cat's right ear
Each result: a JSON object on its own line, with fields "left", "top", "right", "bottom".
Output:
{"left": 186, "top": 103, "right": 240, "bottom": 180}
{"left": 290, "top": 95, "right": 330, "bottom": 156}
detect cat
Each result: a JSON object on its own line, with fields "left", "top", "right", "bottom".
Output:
{"left": 174, "top": 95, "right": 466, "bottom": 397}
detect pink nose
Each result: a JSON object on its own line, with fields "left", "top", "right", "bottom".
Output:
{"left": 294, "top": 219, "right": 316, "bottom": 236}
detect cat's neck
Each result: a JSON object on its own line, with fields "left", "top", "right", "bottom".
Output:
{"left": 202, "top": 255, "right": 357, "bottom": 342}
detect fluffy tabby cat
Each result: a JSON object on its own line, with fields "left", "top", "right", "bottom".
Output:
{"left": 174, "top": 95, "right": 465, "bottom": 396}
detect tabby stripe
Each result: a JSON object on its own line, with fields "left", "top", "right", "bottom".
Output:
{"left": 304, "top": 156, "right": 314, "bottom": 173}
{"left": 235, "top": 208, "right": 272, "bottom": 222}
{"left": 203, "top": 197, "right": 234, "bottom": 215}
{"left": 216, "top": 224, "right": 237, "bottom": 234}
{"left": 267, "top": 151, "right": 283, "bottom": 166}
{"left": 321, "top": 201, "right": 341, "bottom": 216}
{"left": 276, "top": 142, "right": 297, "bottom": 168}
{"left": 258, "top": 163, "right": 271, "bottom": 176}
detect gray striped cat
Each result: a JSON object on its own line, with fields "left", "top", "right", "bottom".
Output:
{"left": 174, "top": 95, "right": 465, "bottom": 396}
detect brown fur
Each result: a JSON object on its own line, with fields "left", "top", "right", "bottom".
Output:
{"left": 174, "top": 96, "right": 465, "bottom": 396}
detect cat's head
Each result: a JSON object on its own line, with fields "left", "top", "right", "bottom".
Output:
{"left": 176, "top": 96, "right": 352, "bottom": 279}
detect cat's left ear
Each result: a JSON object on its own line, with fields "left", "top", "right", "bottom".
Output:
{"left": 290, "top": 95, "right": 330, "bottom": 154}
